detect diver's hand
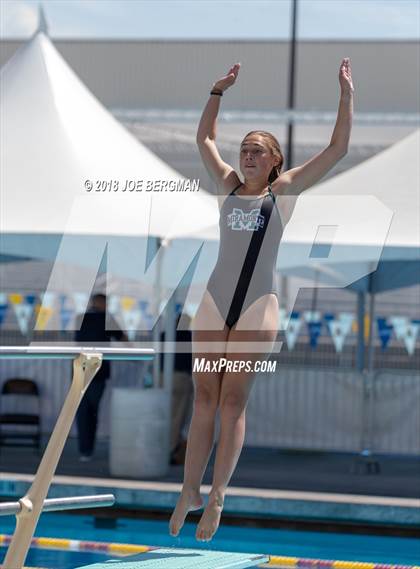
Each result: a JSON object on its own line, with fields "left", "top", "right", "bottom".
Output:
{"left": 212, "top": 63, "right": 241, "bottom": 93}
{"left": 339, "top": 58, "right": 354, "bottom": 96}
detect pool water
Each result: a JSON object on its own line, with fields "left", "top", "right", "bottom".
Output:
{"left": 1, "top": 513, "right": 419, "bottom": 567}
{"left": 1, "top": 547, "right": 109, "bottom": 568}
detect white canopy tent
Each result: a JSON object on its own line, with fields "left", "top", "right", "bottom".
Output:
{"left": 276, "top": 128, "right": 420, "bottom": 370}
{"left": 0, "top": 30, "right": 218, "bottom": 237}
{"left": 0, "top": 24, "right": 220, "bottom": 321}
{"left": 0, "top": 20, "right": 220, "bottom": 387}
{"left": 277, "top": 128, "right": 419, "bottom": 290}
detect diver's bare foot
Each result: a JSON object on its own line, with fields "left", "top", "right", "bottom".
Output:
{"left": 169, "top": 488, "right": 203, "bottom": 536}
{"left": 196, "top": 494, "right": 224, "bottom": 542}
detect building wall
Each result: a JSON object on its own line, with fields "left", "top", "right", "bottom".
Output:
{"left": 1, "top": 39, "right": 419, "bottom": 112}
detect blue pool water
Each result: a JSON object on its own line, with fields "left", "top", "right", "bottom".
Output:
{"left": 1, "top": 513, "right": 419, "bottom": 567}
{"left": 1, "top": 547, "right": 108, "bottom": 568}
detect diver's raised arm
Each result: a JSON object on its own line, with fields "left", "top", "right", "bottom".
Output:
{"left": 196, "top": 64, "right": 242, "bottom": 192}
{"left": 273, "top": 58, "right": 354, "bottom": 197}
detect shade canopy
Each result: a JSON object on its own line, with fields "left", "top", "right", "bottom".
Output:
{"left": 0, "top": 27, "right": 221, "bottom": 299}
{"left": 277, "top": 129, "right": 420, "bottom": 293}
{"left": 0, "top": 30, "right": 218, "bottom": 240}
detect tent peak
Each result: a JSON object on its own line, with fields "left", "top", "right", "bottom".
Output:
{"left": 35, "top": 4, "right": 49, "bottom": 37}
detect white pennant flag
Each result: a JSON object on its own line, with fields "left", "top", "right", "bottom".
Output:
{"left": 304, "top": 310, "right": 321, "bottom": 323}
{"left": 40, "top": 291, "right": 55, "bottom": 308}
{"left": 13, "top": 303, "right": 34, "bottom": 335}
{"left": 73, "top": 292, "right": 89, "bottom": 314}
{"left": 278, "top": 307, "right": 290, "bottom": 331}
{"left": 328, "top": 320, "right": 346, "bottom": 353}
{"left": 285, "top": 316, "right": 302, "bottom": 350}
{"left": 338, "top": 312, "right": 354, "bottom": 336}
{"left": 403, "top": 323, "right": 419, "bottom": 356}
{"left": 389, "top": 316, "right": 408, "bottom": 341}
{"left": 108, "top": 294, "right": 120, "bottom": 315}
{"left": 122, "top": 308, "right": 142, "bottom": 341}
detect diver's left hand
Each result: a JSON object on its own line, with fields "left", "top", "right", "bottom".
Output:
{"left": 339, "top": 58, "right": 354, "bottom": 96}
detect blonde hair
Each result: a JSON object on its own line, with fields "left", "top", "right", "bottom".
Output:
{"left": 242, "top": 131, "right": 284, "bottom": 183}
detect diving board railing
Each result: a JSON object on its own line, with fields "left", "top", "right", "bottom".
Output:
{"left": 0, "top": 494, "right": 115, "bottom": 516}
{"left": 0, "top": 345, "right": 154, "bottom": 569}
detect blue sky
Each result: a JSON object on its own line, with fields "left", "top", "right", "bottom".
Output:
{"left": 0, "top": 0, "right": 419, "bottom": 40}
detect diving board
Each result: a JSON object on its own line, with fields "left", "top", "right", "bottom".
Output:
{"left": 76, "top": 547, "right": 269, "bottom": 568}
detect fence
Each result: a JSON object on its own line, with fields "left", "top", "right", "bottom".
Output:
{"left": 0, "top": 359, "right": 418, "bottom": 455}
{"left": 245, "top": 365, "right": 420, "bottom": 455}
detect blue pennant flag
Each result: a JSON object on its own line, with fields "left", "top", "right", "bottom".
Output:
{"left": 0, "top": 304, "right": 8, "bottom": 326}
{"left": 377, "top": 318, "right": 393, "bottom": 350}
{"left": 139, "top": 300, "right": 149, "bottom": 314}
{"left": 60, "top": 308, "right": 73, "bottom": 330}
{"left": 307, "top": 321, "right": 322, "bottom": 348}
{"left": 323, "top": 313, "right": 335, "bottom": 334}
{"left": 25, "top": 294, "right": 37, "bottom": 306}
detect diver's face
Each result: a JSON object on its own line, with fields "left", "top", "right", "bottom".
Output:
{"left": 239, "top": 135, "right": 278, "bottom": 181}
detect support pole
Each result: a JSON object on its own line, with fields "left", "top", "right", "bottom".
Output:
{"left": 353, "top": 291, "right": 380, "bottom": 474}
{"left": 153, "top": 236, "right": 163, "bottom": 387}
{"left": 356, "top": 291, "right": 365, "bottom": 372}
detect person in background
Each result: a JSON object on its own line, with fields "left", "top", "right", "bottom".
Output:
{"left": 75, "top": 293, "right": 127, "bottom": 461}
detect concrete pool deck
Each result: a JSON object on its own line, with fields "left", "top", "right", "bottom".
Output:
{"left": 1, "top": 442, "right": 419, "bottom": 529}
{"left": 1, "top": 472, "right": 419, "bottom": 528}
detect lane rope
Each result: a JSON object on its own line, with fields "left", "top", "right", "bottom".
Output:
{"left": 1, "top": 534, "right": 418, "bottom": 569}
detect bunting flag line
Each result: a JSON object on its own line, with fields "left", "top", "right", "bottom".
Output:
{"left": 57, "top": 294, "right": 73, "bottom": 330}
{"left": 13, "top": 302, "right": 34, "bottom": 335}
{"left": 285, "top": 312, "right": 301, "bottom": 350}
{"left": 0, "top": 290, "right": 418, "bottom": 356}
{"left": 122, "top": 308, "right": 142, "bottom": 340}
{"left": 34, "top": 305, "right": 54, "bottom": 331}
{"left": 303, "top": 310, "right": 321, "bottom": 323}
{"left": 278, "top": 307, "right": 290, "bottom": 332}
{"left": 307, "top": 320, "right": 322, "bottom": 348}
{"left": 8, "top": 293, "right": 23, "bottom": 305}
{"left": 25, "top": 294, "right": 37, "bottom": 306}
{"left": 40, "top": 291, "right": 56, "bottom": 308}
{"left": 72, "top": 292, "right": 89, "bottom": 314}
{"left": 120, "top": 296, "right": 136, "bottom": 312}
{"left": 403, "top": 322, "right": 419, "bottom": 356}
{"left": 389, "top": 316, "right": 409, "bottom": 341}
{"left": 328, "top": 320, "right": 345, "bottom": 353}
{"left": 108, "top": 294, "right": 120, "bottom": 315}
{"left": 324, "top": 312, "right": 335, "bottom": 325}
{"left": 0, "top": 293, "right": 9, "bottom": 326}
{"left": 338, "top": 312, "right": 354, "bottom": 334}
{"left": 377, "top": 318, "right": 394, "bottom": 350}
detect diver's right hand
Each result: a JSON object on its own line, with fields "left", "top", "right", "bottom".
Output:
{"left": 212, "top": 63, "right": 241, "bottom": 92}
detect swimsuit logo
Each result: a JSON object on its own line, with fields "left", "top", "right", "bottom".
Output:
{"left": 227, "top": 208, "right": 265, "bottom": 231}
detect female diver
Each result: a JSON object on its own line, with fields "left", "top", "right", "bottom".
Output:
{"left": 169, "top": 59, "right": 354, "bottom": 542}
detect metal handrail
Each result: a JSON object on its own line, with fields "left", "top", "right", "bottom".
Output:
{"left": 0, "top": 494, "right": 115, "bottom": 516}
